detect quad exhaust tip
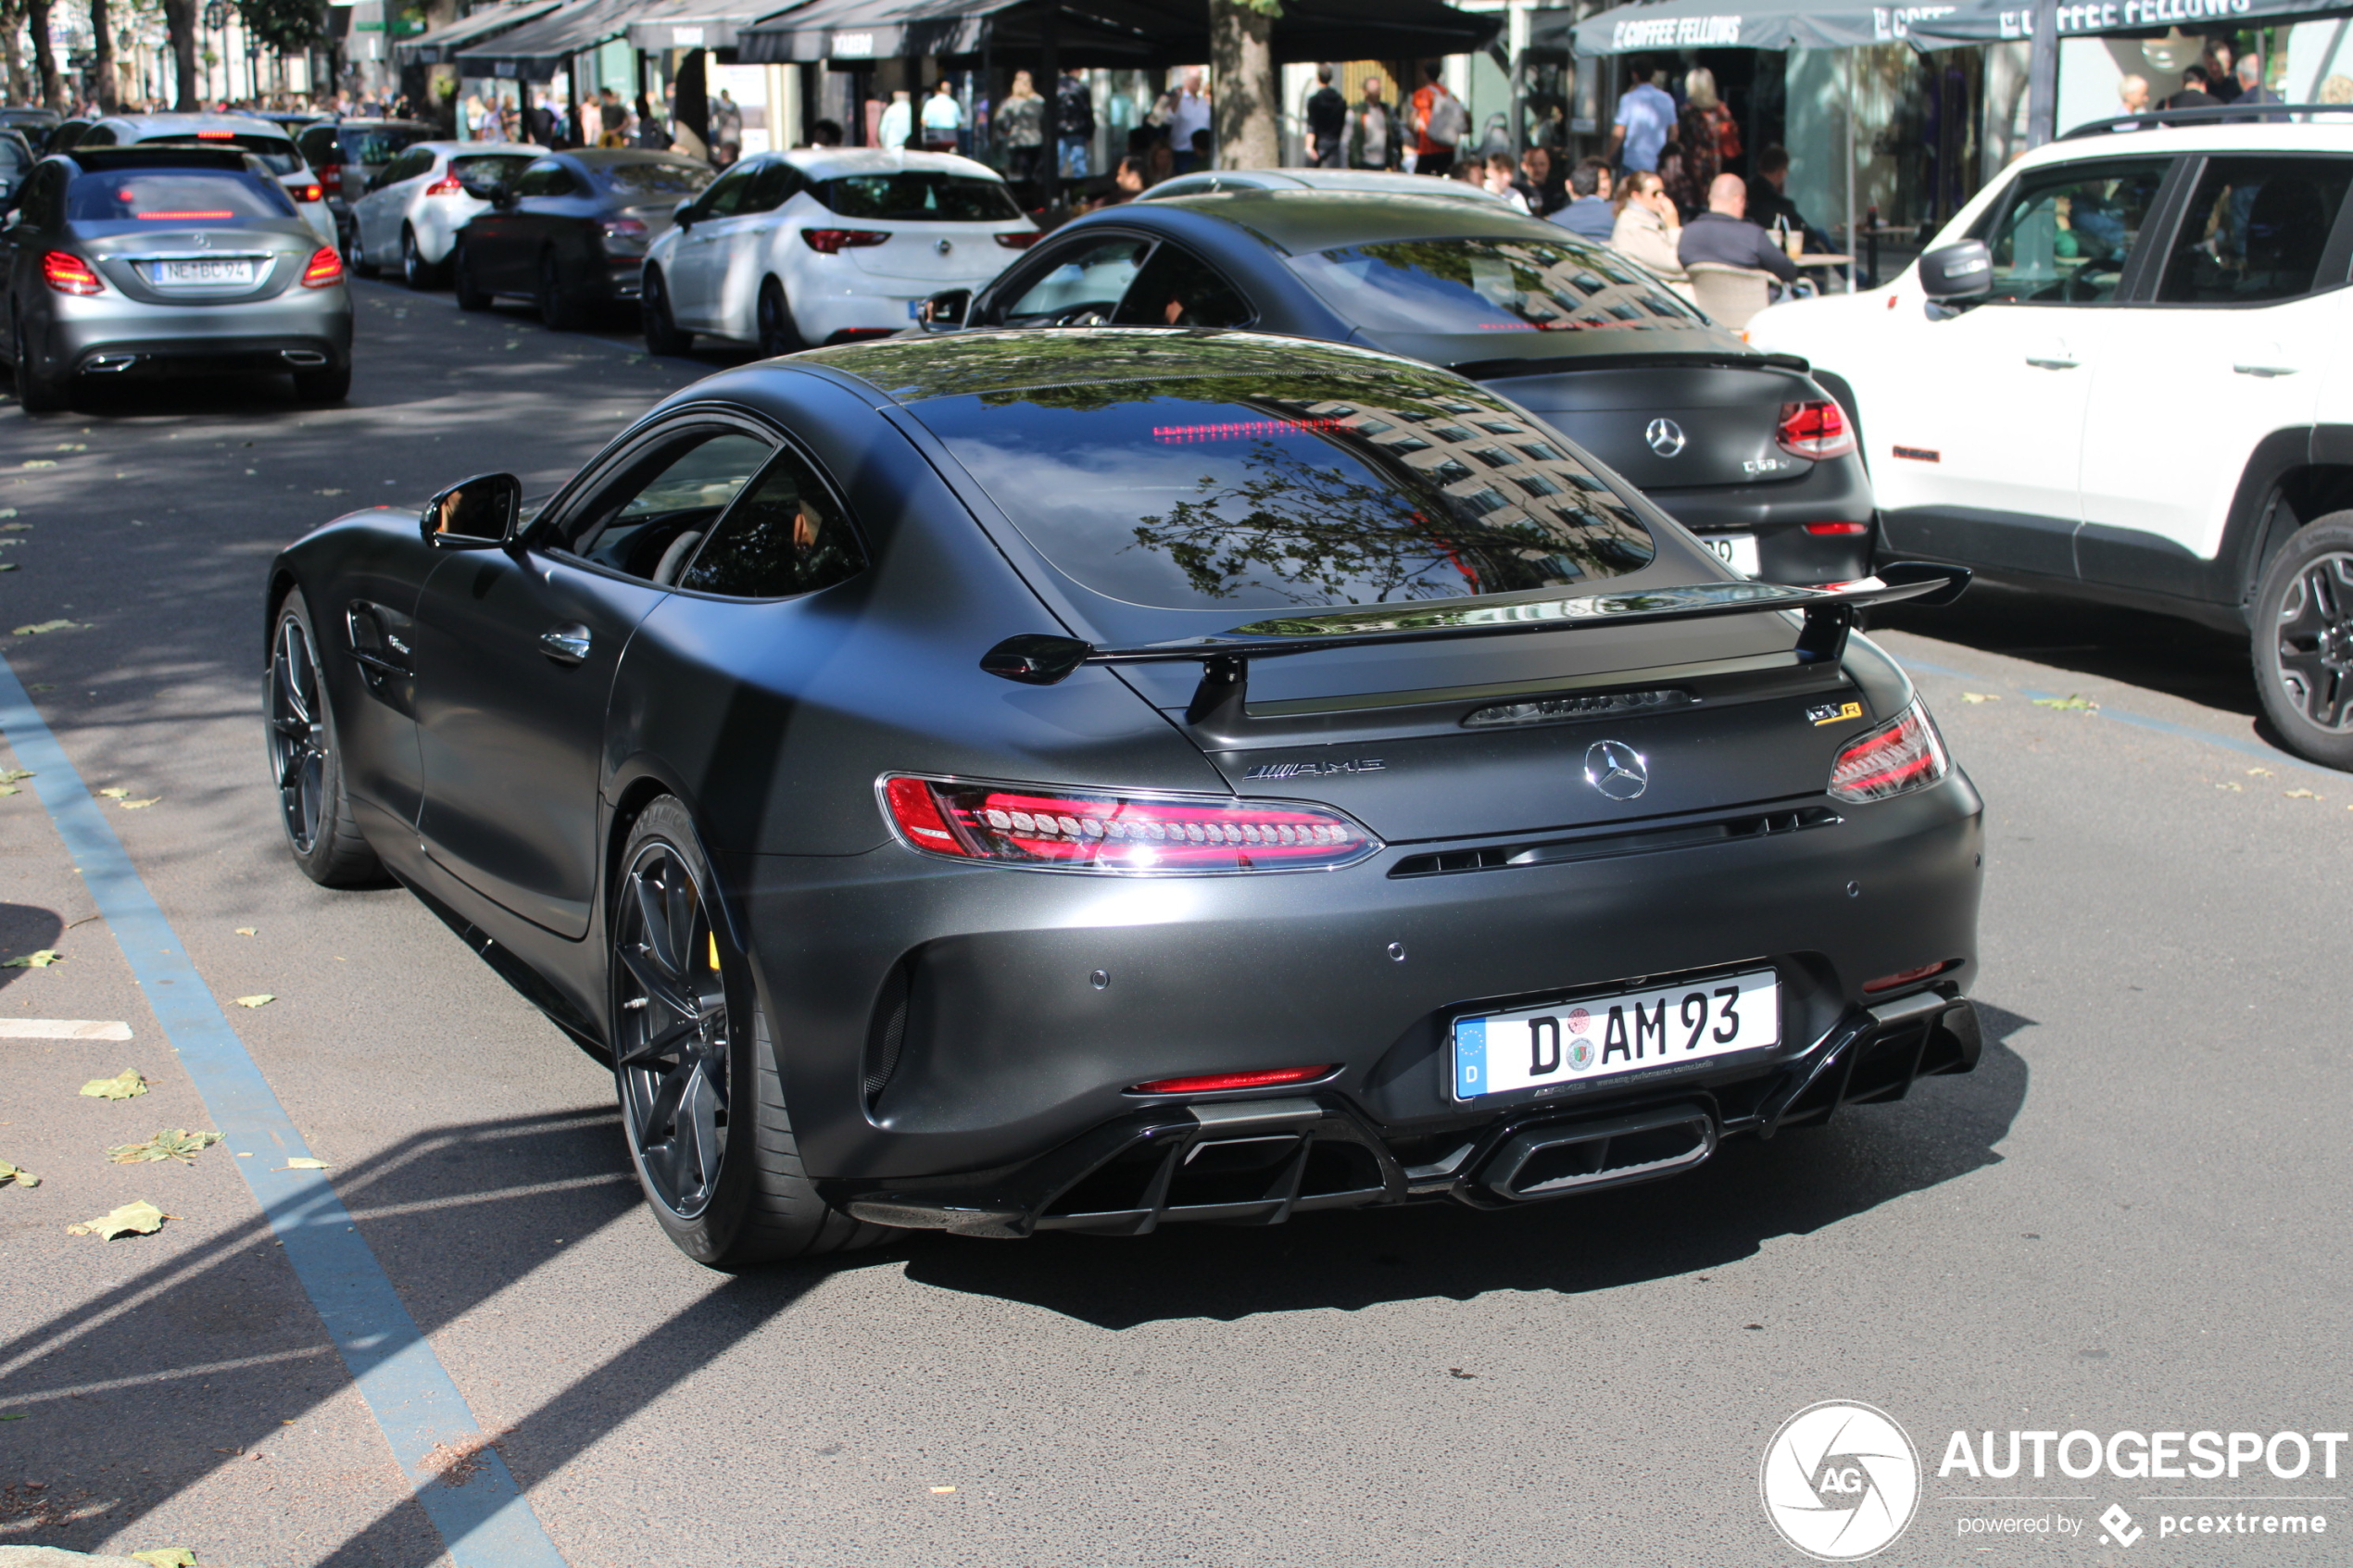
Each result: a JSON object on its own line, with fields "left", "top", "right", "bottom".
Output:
{"left": 1482, "top": 1102, "right": 1717, "bottom": 1200}
{"left": 83, "top": 353, "right": 138, "bottom": 372}
{"left": 281, "top": 349, "right": 329, "bottom": 367}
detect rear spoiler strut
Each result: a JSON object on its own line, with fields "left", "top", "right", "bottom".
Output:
{"left": 980, "top": 561, "right": 1969, "bottom": 727}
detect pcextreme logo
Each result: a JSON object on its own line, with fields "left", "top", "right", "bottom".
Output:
{"left": 1761, "top": 1400, "right": 1923, "bottom": 1561}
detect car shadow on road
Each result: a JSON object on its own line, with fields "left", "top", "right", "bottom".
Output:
{"left": 1875, "top": 583, "right": 2255, "bottom": 717}
{"left": 0, "top": 903, "right": 65, "bottom": 985}
{"left": 898, "top": 1002, "right": 2036, "bottom": 1331}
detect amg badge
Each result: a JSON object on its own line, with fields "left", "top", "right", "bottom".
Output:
{"left": 1241, "top": 759, "right": 1386, "bottom": 781}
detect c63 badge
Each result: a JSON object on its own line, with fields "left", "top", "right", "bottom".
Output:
{"left": 1806, "top": 700, "right": 1864, "bottom": 727}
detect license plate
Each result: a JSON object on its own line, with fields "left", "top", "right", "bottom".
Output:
{"left": 153, "top": 259, "right": 256, "bottom": 287}
{"left": 1452, "top": 969, "right": 1780, "bottom": 1100}
{"left": 1701, "top": 533, "right": 1760, "bottom": 577}
{"left": 906, "top": 298, "right": 925, "bottom": 319}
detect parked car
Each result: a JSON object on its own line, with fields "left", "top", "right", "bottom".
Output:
{"left": 1746, "top": 110, "right": 2353, "bottom": 767}
{"left": 449, "top": 147, "right": 712, "bottom": 330}
{"left": 2, "top": 145, "right": 351, "bottom": 411}
{"left": 346, "top": 140, "right": 535, "bottom": 288}
{"left": 43, "top": 118, "right": 91, "bottom": 156}
{"left": 0, "top": 107, "right": 60, "bottom": 138}
{"left": 261, "top": 328, "right": 1982, "bottom": 1266}
{"left": 293, "top": 117, "right": 441, "bottom": 254}
{"left": 72, "top": 113, "right": 334, "bottom": 243}
{"left": 918, "top": 192, "right": 1878, "bottom": 587}
{"left": 0, "top": 130, "right": 31, "bottom": 208}
{"left": 640, "top": 146, "right": 1038, "bottom": 358}
{"left": 1141, "top": 166, "right": 1517, "bottom": 207}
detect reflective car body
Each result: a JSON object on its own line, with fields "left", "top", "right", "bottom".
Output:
{"left": 2, "top": 145, "right": 351, "bottom": 408}
{"left": 451, "top": 147, "right": 713, "bottom": 322}
{"left": 294, "top": 118, "right": 442, "bottom": 250}
{"left": 264, "top": 330, "right": 1982, "bottom": 1261}
{"left": 346, "top": 139, "right": 535, "bottom": 285}
{"left": 1140, "top": 166, "right": 1517, "bottom": 207}
{"left": 74, "top": 113, "right": 336, "bottom": 243}
{"left": 929, "top": 193, "right": 1880, "bottom": 587}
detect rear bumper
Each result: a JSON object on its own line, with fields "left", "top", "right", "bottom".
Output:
{"left": 36, "top": 289, "right": 352, "bottom": 378}
{"left": 1646, "top": 452, "right": 1877, "bottom": 586}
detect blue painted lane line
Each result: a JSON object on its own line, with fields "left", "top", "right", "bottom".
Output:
{"left": 0, "top": 653, "right": 569, "bottom": 1568}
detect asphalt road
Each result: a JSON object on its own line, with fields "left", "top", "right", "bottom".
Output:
{"left": 0, "top": 284, "right": 2347, "bottom": 1568}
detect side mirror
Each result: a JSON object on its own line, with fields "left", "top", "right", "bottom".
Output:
{"left": 673, "top": 196, "right": 697, "bottom": 229}
{"left": 920, "top": 286, "right": 972, "bottom": 330}
{"left": 492, "top": 182, "right": 519, "bottom": 209}
{"left": 1918, "top": 239, "right": 1992, "bottom": 300}
{"left": 421, "top": 472, "right": 522, "bottom": 549}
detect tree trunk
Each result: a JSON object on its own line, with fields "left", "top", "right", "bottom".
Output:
{"left": 1209, "top": 0, "right": 1279, "bottom": 170}
{"left": 89, "top": 0, "right": 117, "bottom": 111}
{"left": 0, "top": 0, "right": 30, "bottom": 107}
{"left": 26, "top": 0, "right": 59, "bottom": 110}
{"left": 164, "top": 0, "right": 198, "bottom": 108}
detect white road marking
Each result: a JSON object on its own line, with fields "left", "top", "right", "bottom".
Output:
{"left": 0, "top": 1018, "right": 132, "bottom": 1040}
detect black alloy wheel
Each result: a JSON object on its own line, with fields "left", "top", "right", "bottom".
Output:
{"left": 610, "top": 797, "right": 893, "bottom": 1267}
{"left": 536, "top": 250, "right": 583, "bottom": 332}
{"left": 755, "top": 278, "right": 804, "bottom": 358}
{"left": 265, "top": 595, "right": 381, "bottom": 885}
{"left": 2253, "top": 512, "right": 2353, "bottom": 770}
{"left": 451, "top": 241, "right": 490, "bottom": 311}
{"left": 641, "top": 269, "right": 693, "bottom": 356}
{"left": 401, "top": 224, "right": 439, "bottom": 290}
{"left": 10, "top": 305, "right": 68, "bottom": 415}
{"left": 345, "top": 221, "right": 375, "bottom": 278}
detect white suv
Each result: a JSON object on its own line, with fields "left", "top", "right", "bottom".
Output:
{"left": 1748, "top": 113, "right": 2353, "bottom": 768}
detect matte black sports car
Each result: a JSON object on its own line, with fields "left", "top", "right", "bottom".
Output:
{"left": 920, "top": 192, "right": 1877, "bottom": 587}
{"left": 264, "top": 330, "right": 1983, "bottom": 1268}
{"left": 450, "top": 148, "right": 714, "bottom": 331}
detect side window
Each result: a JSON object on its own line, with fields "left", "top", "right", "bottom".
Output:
{"left": 676, "top": 445, "right": 864, "bottom": 599}
{"left": 298, "top": 127, "right": 334, "bottom": 167}
{"left": 1977, "top": 158, "right": 2170, "bottom": 305}
{"left": 74, "top": 126, "right": 113, "bottom": 148}
{"left": 1112, "top": 242, "right": 1252, "bottom": 327}
{"left": 20, "top": 164, "right": 63, "bottom": 228}
{"left": 744, "top": 159, "right": 799, "bottom": 213}
{"left": 549, "top": 430, "right": 774, "bottom": 582}
{"left": 379, "top": 147, "right": 431, "bottom": 186}
{"left": 2157, "top": 157, "right": 2353, "bottom": 305}
{"left": 996, "top": 236, "right": 1151, "bottom": 324}
{"left": 514, "top": 158, "right": 572, "bottom": 198}
{"left": 697, "top": 161, "right": 758, "bottom": 219}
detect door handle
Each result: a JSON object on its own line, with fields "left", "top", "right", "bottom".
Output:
{"left": 539, "top": 623, "right": 590, "bottom": 664}
{"left": 2233, "top": 360, "right": 2298, "bottom": 377}
{"left": 2024, "top": 348, "right": 2079, "bottom": 370}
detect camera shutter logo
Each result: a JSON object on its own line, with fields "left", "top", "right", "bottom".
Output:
{"left": 1760, "top": 1400, "right": 1921, "bottom": 1561}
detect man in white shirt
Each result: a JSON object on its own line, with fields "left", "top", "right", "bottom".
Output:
{"left": 878, "top": 90, "right": 913, "bottom": 149}
{"left": 1170, "top": 68, "right": 1212, "bottom": 170}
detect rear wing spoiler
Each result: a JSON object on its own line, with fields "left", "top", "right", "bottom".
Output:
{"left": 981, "top": 561, "right": 1969, "bottom": 726}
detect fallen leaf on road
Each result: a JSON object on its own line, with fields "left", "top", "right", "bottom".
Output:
{"left": 129, "top": 1549, "right": 196, "bottom": 1567}
{"left": 108, "top": 1129, "right": 222, "bottom": 1164}
{"left": 0, "top": 1413, "right": 25, "bottom": 1421}
{"left": 1960, "top": 692, "right": 1998, "bottom": 703}
{"left": 96, "top": 787, "right": 129, "bottom": 798}
{"left": 119, "top": 798, "right": 159, "bottom": 809}
{"left": 234, "top": 994, "right": 275, "bottom": 1009}
{"left": 2284, "top": 788, "right": 2321, "bottom": 799}
{"left": 2215, "top": 783, "right": 2243, "bottom": 792}
{"left": 234, "top": 927, "right": 257, "bottom": 936}
{"left": 52, "top": 444, "right": 85, "bottom": 453}
{"left": 0, "top": 564, "right": 16, "bottom": 572}
{"left": 2031, "top": 694, "right": 2097, "bottom": 710}
{"left": 0, "top": 785, "right": 17, "bottom": 796}
{"left": 79, "top": 1068, "right": 147, "bottom": 1099}
{"left": 277, "top": 1156, "right": 331, "bottom": 1170}
{"left": 930, "top": 1486, "right": 956, "bottom": 1494}
{"left": 0, "top": 508, "right": 19, "bottom": 519}
{"left": 6, "top": 949, "right": 63, "bottom": 969}
{"left": 0, "top": 770, "right": 31, "bottom": 783}
{"left": 19, "top": 459, "right": 56, "bottom": 469}
{"left": 316, "top": 488, "right": 345, "bottom": 495}
{"left": 67, "top": 1199, "right": 169, "bottom": 1238}
{"left": 10, "top": 621, "right": 79, "bottom": 635}
{"left": 2246, "top": 767, "right": 2276, "bottom": 777}
{"left": 0, "top": 1160, "right": 38, "bottom": 1188}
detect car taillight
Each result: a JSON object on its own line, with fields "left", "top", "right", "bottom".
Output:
{"left": 1131, "top": 1065, "right": 1336, "bottom": 1095}
{"left": 1828, "top": 702, "right": 1948, "bottom": 805}
{"left": 1863, "top": 960, "right": 1957, "bottom": 994}
{"left": 423, "top": 174, "right": 464, "bottom": 197}
{"left": 1777, "top": 398, "right": 1856, "bottom": 460}
{"left": 599, "top": 218, "right": 648, "bottom": 251}
{"left": 290, "top": 182, "right": 323, "bottom": 204}
{"left": 802, "top": 228, "right": 891, "bottom": 254}
{"left": 994, "top": 231, "right": 1040, "bottom": 249}
{"left": 300, "top": 245, "right": 345, "bottom": 288}
{"left": 1805, "top": 521, "right": 1869, "bottom": 535}
{"left": 40, "top": 251, "right": 104, "bottom": 295}
{"left": 318, "top": 164, "right": 341, "bottom": 195}
{"left": 880, "top": 775, "right": 1380, "bottom": 873}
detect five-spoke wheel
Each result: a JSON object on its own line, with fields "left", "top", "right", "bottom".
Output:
{"left": 264, "top": 596, "right": 380, "bottom": 885}
{"left": 2254, "top": 514, "right": 2353, "bottom": 770}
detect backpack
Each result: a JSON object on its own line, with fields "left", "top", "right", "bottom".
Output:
{"left": 1426, "top": 91, "right": 1468, "bottom": 148}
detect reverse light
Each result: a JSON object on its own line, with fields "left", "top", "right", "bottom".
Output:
{"left": 289, "top": 182, "right": 323, "bottom": 204}
{"left": 1828, "top": 702, "right": 1948, "bottom": 805}
{"left": 994, "top": 230, "right": 1040, "bottom": 249}
{"left": 1777, "top": 399, "right": 1856, "bottom": 460}
{"left": 880, "top": 774, "right": 1380, "bottom": 873}
{"left": 41, "top": 251, "right": 105, "bottom": 295}
{"left": 599, "top": 217, "right": 649, "bottom": 251}
{"left": 1131, "top": 1064, "right": 1336, "bottom": 1095}
{"left": 1863, "top": 960, "right": 1958, "bottom": 994}
{"left": 300, "top": 245, "right": 345, "bottom": 288}
{"left": 318, "top": 163, "right": 342, "bottom": 196}
{"left": 423, "top": 174, "right": 464, "bottom": 197}
{"left": 802, "top": 227, "right": 890, "bottom": 254}
{"left": 1805, "top": 521, "right": 1869, "bottom": 535}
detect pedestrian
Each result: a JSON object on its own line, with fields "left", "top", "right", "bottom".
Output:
{"left": 1679, "top": 172, "right": 1798, "bottom": 282}
{"left": 1607, "top": 56, "right": 1676, "bottom": 175}
{"left": 1611, "top": 169, "right": 1692, "bottom": 298}
{"left": 2203, "top": 38, "right": 2240, "bottom": 103}
{"left": 1745, "top": 144, "right": 1822, "bottom": 250}
{"left": 2163, "top": 66, "right": 2221, "bottom": 111}
{"left": 1481, "top": 151, "right": 1529, "bottom": 212}
{"left": 2118, "top": 73, "right": 2151, "bottom": 115}
{"left": 2234, "top": 53, "right": 2286, "bottom": 119}
{"left": 1411, "top": 62, "right": 1466, "bottom": 179}
{"left": 1346, "top": 75, "right": 1394, "bottom": 170}
{"left": 1667, "top": 69, "right": 1730, "bottom": 218}
{"left": 712, "top": 88, "right": 743, "bottom": 164}
{"left": 1517, "top": 144, "right": 1562, "bottom": 215}
{"left": 997, "top": 69, "right": 1044, "bottom": 183}
{"left": 1168, "top": 67, "right": 1210, "bottom": 170}
{"left": 811, "top": 118, "right": 845, "bottom": 147}
{"left": 879, "top": 89, "right": 913, "bottom": 149}
{"left": 1188, "top": 127, "right": 1213, "bottom": 173}
{"left": 920, "top": 80, "right": 961, "bottom": 152}
{"left": 1087, "top": 154, "right": 1147, "bottom": 209}
{"left": 1553, "top": 157, "right": 1615, "bottom": 240}
{"left": 1057, "top": 67, "right": 1095, "bottom": 179}
{"left": 1146, "top": 137, "right": 1176, "bottom": 186}
{"left": 635, "top": 93, "right": 665, "bottom": 149}
{"left": 1304, "top": 66, "right": 1347, "bottom": 169}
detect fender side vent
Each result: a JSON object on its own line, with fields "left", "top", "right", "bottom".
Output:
{"left": 862, "top": 960, "right": 913, "bottom": 1108}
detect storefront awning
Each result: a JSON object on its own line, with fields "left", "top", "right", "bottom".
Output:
{"left": 395, "top": 0, "right": 564, "bottom": 66}
{"left": 1557, "top": 0, "right": 2353, "bottom": 55}
{"left": 735, "top": 0, "right": 1501, "bottom": 69}
{"left": 455, "top": 0, "right": 653, "bottom": 80}
{"left": 625, "top": 0, "right": 767, "bottom": 51}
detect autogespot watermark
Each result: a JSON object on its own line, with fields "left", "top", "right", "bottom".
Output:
{"left": 1763, "top": 1406, "right": 2346, "bottom": 1557}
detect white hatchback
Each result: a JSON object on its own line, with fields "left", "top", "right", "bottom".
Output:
{"left": 641, "top": 147, "right": 1037, "bottom": 355}
{"left": 346, "top": 141, "right": 538, "bottom": 288}
{"left": 1747, "top": 114, "right": 2353, "bottom": 768}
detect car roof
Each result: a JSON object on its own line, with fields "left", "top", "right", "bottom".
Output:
{"left": 61, "top": 145, "right": 256, "bottom": 174}
{"left": 562, "top": 146, "right": 709, "bottom": 168}
{"left": 316, "top": 119, "right": 441, "bottom": 135}
{"left": 97, "top": 112, "right": 296, "bottom": 143}
{"left": 1146, "top": 168, "right": 1514, "bottom": 207}
{"left": 1124, "top": 189, "right": 1581, "bottom": 255}
{"left": 2025, "top": 116, "right": 2353, "bottom": 171}
{"left": 778, "top": 145, "right": 1005, "bottom": 182}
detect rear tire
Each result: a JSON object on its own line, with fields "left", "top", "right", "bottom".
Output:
{"left": 266, "top": 593, "right": 383, "bottom": 887}
{"left": 2251, "top": 511, "right": 2353, "bottom": 770}
{"left": 610, "top": 797, "right": 897, "bottom": 1268}
{"left": 641, "top": 269, "right": 693, "bottom": 356}
{"left": 400, "top": 224, "right": 441, "bottom": 290}
{"left": 10, "top": 306, "right": 69, "bottom": 415}
{"left": 754, "top": 277, "right": 805, "bottom": 358}
{"left": 536, "top": 250, "right": 584, "bottom": 332}
{"left": 292, "top": 361, "right": 351, "bottom": 404}
{"left": 451, "top": 241, "right": 491, "bottom": 311}
{"left": 346, "top": 222, "right": 378, "bottom": 279}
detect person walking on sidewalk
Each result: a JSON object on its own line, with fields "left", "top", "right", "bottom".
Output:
{"left": 1346, "top": 76, "right": 1396, "bottom": 170}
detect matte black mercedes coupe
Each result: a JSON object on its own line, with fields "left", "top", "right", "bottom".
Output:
{"left": 264, "top": 330, "right": 1984, "bottom": 1268}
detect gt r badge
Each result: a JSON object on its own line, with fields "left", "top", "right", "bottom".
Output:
{"left": 1807, "top": 700, "right": 1864, "bottom": 726}
{"left": 1645, "top": 419, "right": 1687, "bottom": 458}
{"left": 1583, "top": 740, "right": 1649, "bottom": 801}
{"left": 1242, "top": 759, "right": 1386, "bottom": 780}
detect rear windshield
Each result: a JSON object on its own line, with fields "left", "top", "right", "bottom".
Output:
{"left": 68, "top": 169, "right": 294, "bottom": 222}
{"left": 1290, "top": 237, "right": 1704, "bottom": 334}
{"left": 597, "top": 159, "right": 714, "bottom": 197}
{"left": 0, "top": 139, "right": 30, "bottom": 176}
{"left": 452, "top": 152, "right": 534, "bottom": 187}
{"left": 337, "top": 125, "right": 434, "bottom": 165}
{"left": 912, "top": 372, "right": 1655, "bottom": 613}
{"left": 137, "top": 132, "right": 303, "bottom": 177}
{"left": 817, "top": 171, "right": 1021, "bottom": 221}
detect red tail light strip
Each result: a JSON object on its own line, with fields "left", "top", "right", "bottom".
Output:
{"left": 802, "top": 228, "right": 891, "bottom": 253}
{"left": 1131, "top": 1065, "right": 1336, "bottom": 1095}
{"left": 41, "top": 251, "right": 105, "bottom": 295}
{"left": 1828, "top": 703, "right": 1948, "bottom": 804}
{"left": 882, "top": 774, "right": 1380, "bottom": 873}
{"left": 300, "top": 245, "right": 346, "bottom": 288}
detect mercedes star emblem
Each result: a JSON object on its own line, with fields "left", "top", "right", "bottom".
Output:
{"left": 1584, "top": 739, "right": 1650, "bottom": 801}
{"left": 1645, "top": 418, "right": 1687, "bottom": 458}
{"left": 935, "top": 238, "right": 953, "bottom": 255}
